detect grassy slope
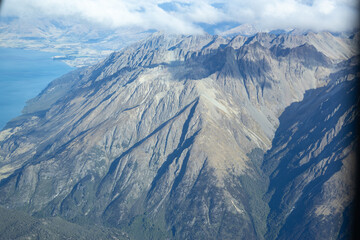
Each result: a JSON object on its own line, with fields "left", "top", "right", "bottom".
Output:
{"left": 0, "top": 206, "right": 129, "bottom": 240}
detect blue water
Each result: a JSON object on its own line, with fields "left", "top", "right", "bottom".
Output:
{"left": 0, "top": 48, "right": 73, "bottom": 129}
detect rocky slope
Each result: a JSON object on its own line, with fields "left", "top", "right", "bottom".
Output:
{"left": 0, "top": 31, "right": 358, "bottom": 239}
{"left": 263, "top": 59, "right": 359, "bottom": 239}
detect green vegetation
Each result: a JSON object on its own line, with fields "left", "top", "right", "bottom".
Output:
{"left": 121, "top": 215, "right": 170, "bottom": 240}
{"left": 241, "top": 148, "right": 270, "bottom": 239}
{"left": 0, "top": 206, "right": 129, "bottom": 240}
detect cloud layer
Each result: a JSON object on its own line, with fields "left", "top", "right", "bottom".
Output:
{"left": 1, "top": 0, "right": 358, "bottom": 33}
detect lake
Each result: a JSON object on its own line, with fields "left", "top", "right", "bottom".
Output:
{"left": 0, "top": 48, "right": 73, "bottom": 129}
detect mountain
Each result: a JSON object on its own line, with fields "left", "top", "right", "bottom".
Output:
{"left": 0, "top": 31, "right": 358, "bottom": 239}
{"left": 219, "top": 23, "right": 259, "bottom": 37}
{"left": 263, "top": 59, "right": 359, "bottom": 239}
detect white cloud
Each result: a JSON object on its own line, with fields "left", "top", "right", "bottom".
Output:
{"left": 0, "top": 0, "right": 358, "bottom": 33}
{"left": 175, "top": 1, "right": 228, "bottom": 24}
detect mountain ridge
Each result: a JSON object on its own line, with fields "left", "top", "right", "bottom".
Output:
{"left": 0, "top": 31, "right": 358, "bottom": 239}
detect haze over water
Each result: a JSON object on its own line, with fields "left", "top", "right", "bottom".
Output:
{"left": 0, "top": 47, "right": 73, "bottom": 129}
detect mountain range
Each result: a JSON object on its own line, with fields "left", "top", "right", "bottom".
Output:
{"left": 0, "top": 30, "right": 358, "bottom": 239}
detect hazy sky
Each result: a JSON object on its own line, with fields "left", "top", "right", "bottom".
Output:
{"left": 1, "top": 0, "right": 358, "bottom": 33}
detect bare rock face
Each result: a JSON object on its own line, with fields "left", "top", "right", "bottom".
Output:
{"left": 263, "top": 63, "right": 359, "bottom": 239}
{"left": 0, "top": 31, "right": 357, "bottom": 239}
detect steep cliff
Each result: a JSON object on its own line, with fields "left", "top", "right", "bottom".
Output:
{"left": 263, "top": 59, "right": 359, "bottom": 239}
